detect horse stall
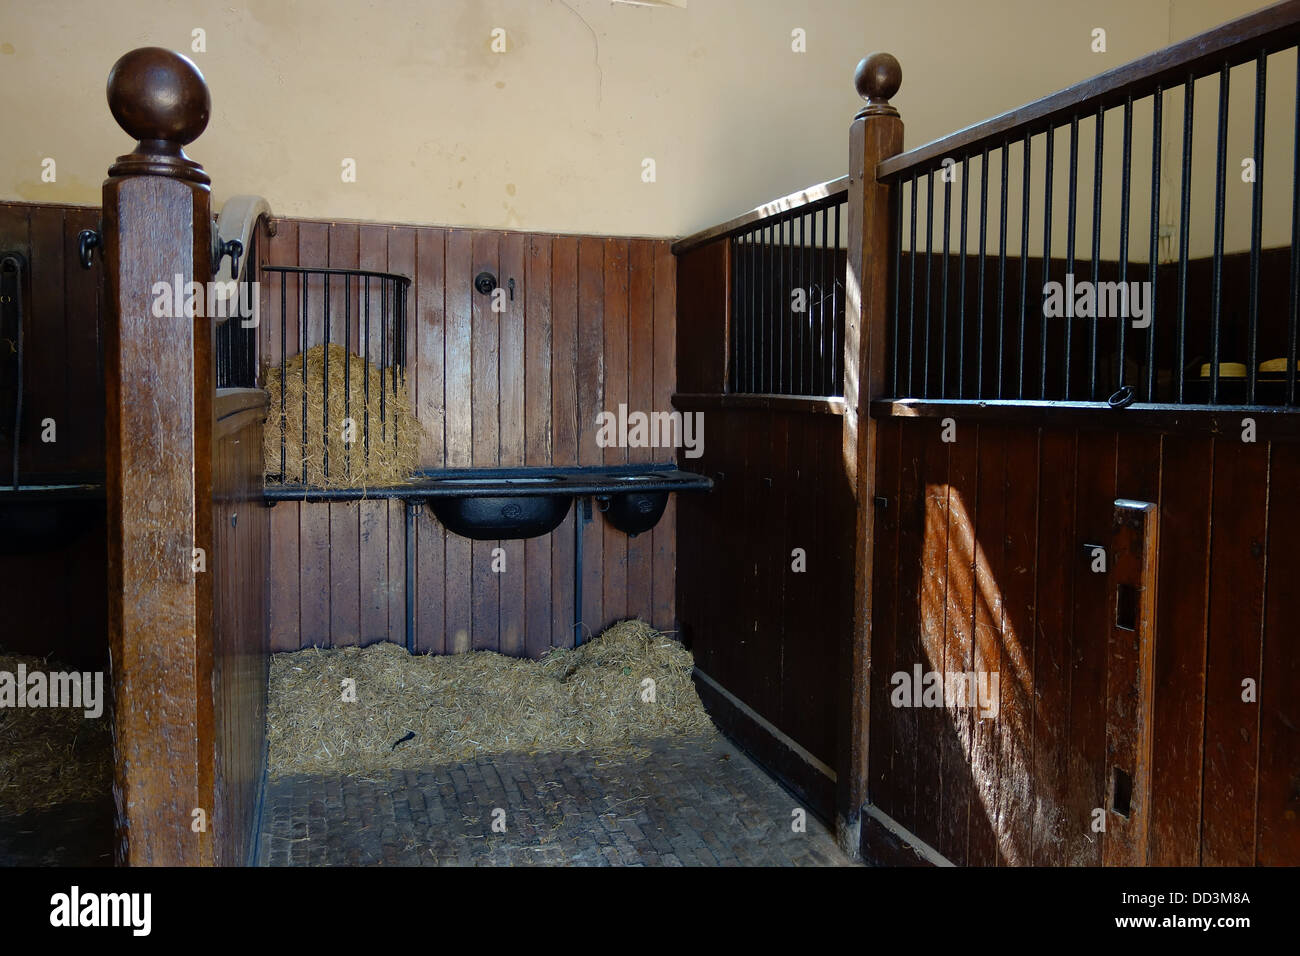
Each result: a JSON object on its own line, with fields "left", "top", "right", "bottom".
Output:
{"left": 674, "top": 0, "right": 1300, "bottom": 867}
{"left": 1, "top": 0, "right": 1298, "bottom": 872}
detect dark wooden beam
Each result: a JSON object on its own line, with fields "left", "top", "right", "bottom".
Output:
{"left": 101, "top": 46, "right": 216, "bottom": 866}
{"left": 872, "top": 397, "right": 1300, "bottom": 442}
{"left": 839, "top": 51, "right": 904, "bottom": 859}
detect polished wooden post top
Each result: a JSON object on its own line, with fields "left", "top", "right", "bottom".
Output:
{"left": 854, "top": 52, "right": 902, "bottom": 119}
{"left": 106, "top": 47, "right": 211, "bottom": 184}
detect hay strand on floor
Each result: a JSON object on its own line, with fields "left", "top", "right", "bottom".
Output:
{"left": 263, "top": 343, "right": 422, "bottom": 488}
{"left": 0, "top": 653, "right": 112, "bottom": 816}
{"left": 266, "top": 620, "right": 716, "bottom": 776}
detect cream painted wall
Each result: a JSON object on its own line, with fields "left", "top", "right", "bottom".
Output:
{"left": 0, "top": 0, "right": 1279, "bottom": 239}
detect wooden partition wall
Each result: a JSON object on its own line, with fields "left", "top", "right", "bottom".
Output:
{"left": 673, "top": 240, "right": 855, "bottom": 821}
{"left": 100, "top": 48, "right": 269, "bottom": 866}
{"left": 260, "top": 222, "right": 677, "bottom": 656}
{"left": 865, "top": 417, "right": 1300, "bottom": 866}
{"left": 0, "top": 201, "right": 107, "bottom": 667}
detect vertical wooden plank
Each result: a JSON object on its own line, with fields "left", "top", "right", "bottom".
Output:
{"left": 738, "top": 412, "right": 773, "bottom": 721}
{"left": 868, "top": 419, "right": 903, "bottom": 818}
{"left": 1063, "top": 430, "right": 1116, "bottom": 867}
{"left": 762, "top": 412, "right": 790, "bottom": 726}
{"left": 602, "top": 238, "right": 630, "bottom": 625}
{"left": 471, "top": 230, "right": 501, "bottom": 651}
{"left": 577, "top": 237, "right": 604, "bottom": 637}
{"left": 1201, "top": 439, "right": 1268, "bottom": 865}
{"left": 327, "top": 223, "right": 361, "bottom": 646}
{"left": 996, "top": 426, "right": 1039, "bottom": 865}
{"left": 414, "top": 226, "right": 447, "bottom": 654}
{"left": 356, "top": 225, "right": 392, "bottom": 646}
{"left": 63, "top": 206, "right": 104, "bottom": 475}
{"left": 1029, "top": 427, "right": 1076, "bottom": 865}
{"left": 267, "top": 221, "right": 300, "bottom": 652}
{"left": 524, "top": 235, "right": 554, "bottom": 657}
{"left": 499, "top": 231, "right": 527, "bottom": 657}
{"left": 890, "top": 420, "right": 926, "bottom": 833}
{"left": 0, "top": 203, "right": 30, "bottom": 479}
{"left": 416, "top": 508, "right": 446, "bottom": 655}
{"left": 914, "top": 422, "right": 951, "bottom": 852}
{"left": 297, "top": 222, "right": 331, "bottom": 646}
{"left": 550, "top": 236, "right": 579, "bottom": 647}
{"left": 651, "top": 241, "right": 676, "bottom": 628}
{"left": 1257, "top": 441, "right": 1300, "bottom": 865}
{"left": 939, "top": 425, "right": 979, "bottom": 865}
{"left": 1149, "top": 435, "right": 1211, "bottom": 865}
{"left": 967, "top": 424, "right": 1007, "bottom": 865}
{"left": 444, "top": 228, "right": 473, "bottom": 653}
{"left": 414, "top": 227, "right": 446, "bottom": 468}
{"left": 387, "top": 226, "right": 416, "bottom": 646}
{"left": 626, "top": 240, "right": 656, "bottom": 622}
{"left": 26, "top": 206, "right": 66, "bottom": 478}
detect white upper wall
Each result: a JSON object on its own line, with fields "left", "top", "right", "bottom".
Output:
{"left": 0, "top": 0, "right": 1277, "bottom": 238}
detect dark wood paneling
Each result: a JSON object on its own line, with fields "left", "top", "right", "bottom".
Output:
{"left": 524, "top": 235, "right": 553, "bottom": 658}
{"left": 1201, "top": 440, "right": 1268, "bottom": 865}
{"left": 939, "top": 428, "right": 978, "bottom": 865}
{"left": 296, "top": 223, "right": 331, "bottom": 647}
{"left": 1149, "top": 435, "right": 1211, "bottom": 864}
{"left": 211, "top": 392, "right": 270, "bottom": 866}
{"left": 861, "top": 413, "right": 1297, "bottom": 867}
{"left": 1030, "top": 429, "right": 1075, "bottom": 865}
{"left": 1257, "top": 441, "right": 1300, "bottom": 865}
{"left": 651, "top": 242, "right": 677, "bottom": 628}
{"left": 967, "top": 424, "right": 1007, "bottom": 865}
{"left": 674, "top": 242, "right": 728, "bottom": 394}
{"left": 1065, "top": 430, "right": 1116, "bottom": 867}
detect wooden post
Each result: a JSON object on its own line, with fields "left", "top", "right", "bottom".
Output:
{"left": 839, "top": 53, "right": 903, "bottom": 858}
{"left": 101, "top": 47, "right": 216, "bottom": 865}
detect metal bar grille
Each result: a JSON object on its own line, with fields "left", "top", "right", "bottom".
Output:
{"left": 726, "top": 192, "right": 848, "bottom": 397}
{"left": 261, "top": 265, "right": 410, "bottom": 485}
{"left": 880, "top": 41, "right": 1300, "bottom": 410}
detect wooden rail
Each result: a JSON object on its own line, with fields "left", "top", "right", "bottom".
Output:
{"left": 672, "top": 176, "right": 848, "bottom": 256}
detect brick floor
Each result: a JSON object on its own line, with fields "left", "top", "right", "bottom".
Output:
{"left": 258, "top": 733, "right": 854, "bottom": 867}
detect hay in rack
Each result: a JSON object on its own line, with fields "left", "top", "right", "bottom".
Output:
{"left": 263, "top": 343, "right": 422, "bottom": 489}
{"left": 266, "top": 620, "right": 717, "bottom": 776}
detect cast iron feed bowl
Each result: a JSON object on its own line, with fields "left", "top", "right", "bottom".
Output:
{"left": 600, "top": 475, "right": 669, "bottom": 537}
{"left": 428, "top": 477, "right": 572, "bottom": 540}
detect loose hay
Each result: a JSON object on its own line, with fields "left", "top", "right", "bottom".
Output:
{"left": 263, "top": 343, "right": 423, "bottom": 488}
{"left": 267, "top": 620, "right": 717, "bottom": 776}
{"left": 0, "top": 652, "right": 112, "bottom": 816}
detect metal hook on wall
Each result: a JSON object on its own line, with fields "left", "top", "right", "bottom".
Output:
{"left": 77, "top": 229, "right": 100, "bottom": 270}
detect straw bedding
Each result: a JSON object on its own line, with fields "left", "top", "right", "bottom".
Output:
{"left": 0, "top": 652, "right": 112, "bottom": 816}
{"left": 267, "top": 620, "right": 717, "bottom": 777}
{"left": 263, "top": 343, "right": 422, "bottom": 488}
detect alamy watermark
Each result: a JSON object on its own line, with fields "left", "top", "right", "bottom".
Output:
{"left": 0, "top": 663, "right": 104, "bottom": 718}
{"left": 890, "top": 664, "right": 999, "bottom": 719}
{"left": 1042, "top": 273, "right": 1151, "bottom": 328}
{"left": 595, "top": 403, "right": 704, "bottom": 458}
{"left": 150, "top": 274, "right": 260, "bottom": 327}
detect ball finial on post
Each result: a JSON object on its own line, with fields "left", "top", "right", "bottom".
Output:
{"left": 106, "top": 47, "right": 211, "bottom": 183}
{"left": 854, "top": 52, "right": 901, "bottom": 118}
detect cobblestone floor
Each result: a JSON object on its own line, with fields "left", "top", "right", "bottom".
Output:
{"left": 258, "top": 733, "right": 853, "bottom": 866}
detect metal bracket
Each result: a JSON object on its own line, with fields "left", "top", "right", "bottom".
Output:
{"left": 77, "top": 229, "right": 100, "bottom": 270}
